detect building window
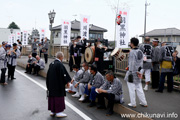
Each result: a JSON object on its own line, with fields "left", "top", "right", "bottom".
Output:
{"left": 71, "top": 33, "right": 74, "bottom": 38}
{"left": 168, "top": 37, "right": 171, "bottom": 42}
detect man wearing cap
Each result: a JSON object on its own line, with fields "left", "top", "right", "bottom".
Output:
{"left": 32, "top": 38, "right": 38, "bottom": 58}
{"left": 7, "top": 43, "right": 21, "bottom": 80}
{"left": 151, "top": 38, "right": 161, "bottom": 88}
{"left": 0, "top": 42, "right": 11, "bottom": 85}
{"left": 139, "top": 37, "right": 153, "bottom": 91}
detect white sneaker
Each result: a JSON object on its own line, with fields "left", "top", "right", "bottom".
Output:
{"left": 56, "top": 112, "right": 67, "bottom": 118}
{"left": 139, "top": 103, "right": 148, "bottom": 107}
{"left": 50, "top": 112, "right": 55, "bottom": 116}
{"left": 128, "top": 103, "right": 136, "bottom": 108}
{"left": 78, "top": 95, "right": 85, "bottom": 102}
{"left": 65, "top": 88, "right": 69, "bottom": 92}
{"left": 144, "top": 85, "right": 148, "bottom": 91}
{"left": 72, "top": 92, "right": 80, "bottom": 98}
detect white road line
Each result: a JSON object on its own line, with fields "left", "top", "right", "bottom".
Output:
{"left": 15, "top": 69, "right": 92, "bottom": 120}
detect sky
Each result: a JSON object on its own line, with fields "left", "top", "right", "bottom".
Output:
{"left": 0, "top": 0, "right": 180, "bottom": 42}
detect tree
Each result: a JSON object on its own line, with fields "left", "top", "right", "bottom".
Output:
{"left": 8, "top": 22, "right": 20, "bottom": 29}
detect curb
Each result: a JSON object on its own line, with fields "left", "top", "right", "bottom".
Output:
{"left": 17, "top": 61, "right": 152, "bottom": 120}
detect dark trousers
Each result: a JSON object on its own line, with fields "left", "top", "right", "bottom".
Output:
{"left": 0, "top": 68, "right": 7, "bottom": 83}
{"left": 151, "top": 71, "right": 160, "bottom": 88}
{"left": 75, "top": 56, "right": 81, "bottom": 69}
{"left": 33, "top": 65, "right": 40, "bottom": 74}
{"left": 39, "top": 50, "right": 43, "bottom": 58}
{"left": 7, "top": 64, "right": 16, "bottom": 79}
{"left": 84, "top": 85, "right": 97, "bottom": 101}
{"left": 26, "top": 64, "right": 33, "bottom": 73}
{"left": 95, "top": 60, "right": 104, "bottom": 74}
{"left": 69, "top": 56, "right": 73, "bottom": 71}
{"left": 97, "top": 93, "right": 115, "bottom": 112}
{"left": 158, "top": 72, "right": 173, "bottom": 92}
{"left": 44, "top": 54, "right": 48, "bottom": 63}
{"left": 32, "top": 53, "right": 37, "bottom": 58}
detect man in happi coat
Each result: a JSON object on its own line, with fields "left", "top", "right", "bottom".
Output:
{"left": 31, "top": 38, "right": 38, "bottom": 58}
{"left": 139, "top": 37, "right": 153, "bottom": 91}
{"left": 0, "top": 42, "right": 11, "bottom": 85}
{"left": 46, "top": 51, "right": 71, "bottom": 118}
{"left": 156, "top": 43, "right": 174, "bottom": 93}
{"left": 42, "top": 37, "right": 49, "bottom": 64}
{"left": 151, "top": 38, "right": 161, "bottom": 88}
{"left": 7, "top": 43, "right": 21, "bottom": 80}
{"left": 124, "top": 38, "right": 148, "bottom": 108}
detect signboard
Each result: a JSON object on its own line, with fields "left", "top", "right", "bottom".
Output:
{"left": 39, "top": 28, "right": 46, "bottom": 40}
{"left": 116, "top": 9, "right": 129, "bottom": 48}
{"left": 11, "top": 34, "right": 16, "bottom": 44}
{"left": 80, "top": 15, "right": 90, "bottom": 40}
{"left": 16, "top": 31, "right": 21, "bottom": 42}
{"left": 22, "top": 31, "right": 28, "bottom": 45}
{"left": 61, "top": 20, "right": 71, "bottom": 46}
{"left": 8, "top": 35, "right": 13, "bottom": 45}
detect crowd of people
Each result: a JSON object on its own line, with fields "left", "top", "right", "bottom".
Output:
{"left": 32, "top": 37, "right": 49, "bottom": 64}
{"left": 46, "top": 37, "right": 180, "bottom": 118}
{"left": 0, "top": 41, "right": 21, "bottom": 85}
{"left": 1, "top": 35, "right": 179, "bottom": 118}
{"left": 69, "top": 36, "right": 108, "bottom": 74}
{"left": 24, "top": 37, "right": 49, "bottom": 75}
{"left": 0, "top": 37, "right": 48, "bottom": 85}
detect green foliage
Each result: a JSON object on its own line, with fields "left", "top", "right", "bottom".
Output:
{"left": 8, "top": 22, "right": 20, "bottom": 29}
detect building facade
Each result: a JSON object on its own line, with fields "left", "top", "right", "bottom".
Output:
{"left": 140, "top": 28, "right": 180, "bottom": 43}
{"left": 0, "top": 28, "right": 20, "bottom": 45}
{"left": 51, "top": 20, "right": 107, "bottom": 45}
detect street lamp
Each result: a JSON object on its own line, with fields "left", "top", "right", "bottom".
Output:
{"left": 144, "top": 0, "right": 150, "bottom": 41}
{"left": 48, "top": 10, "right": 56, "bottom": 30}
{"left": 10, "top": 28, "right": 13, "bottom": 34}
{"left": 48, "top": 10, "right": 56, "bottom": 57}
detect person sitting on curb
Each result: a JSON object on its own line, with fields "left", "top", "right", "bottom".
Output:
{"left": 71, "top": 62, "right": 90, "bottom": 102}
{"left": 83, "top": 64, "right": 104, "bottom": 107}
{"left": 32, "top": 55, "right": 45, "bottom": 76}
{"left": 96, "top": 70, "right": 123, "bottom": 116}
{"left": 25, "top": 54, "right": 36, "bottom": 74}
{"left": 68, "top": 64, "right": 83, "bottom": 93}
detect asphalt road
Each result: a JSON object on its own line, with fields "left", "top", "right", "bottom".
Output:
{"left": 0, "top": 66, "right": 125, "bottom": 120}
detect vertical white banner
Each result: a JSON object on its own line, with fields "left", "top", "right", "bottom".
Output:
{"left": 11, "top": 34, "right": 16, "bottom": 44}
{"left": 80, "top": 15, "right": 90, "bottom": 40}
{"left": 39, "top": 28, "right": 46, "bottom": 41}
{"left": 8, "top": 35, "right": 13, "bottom": 45}
{"left": 61, "top": 20, "right": 71, "bottom": 46}
{"left": 16, "top": 31, "right": 21, "bottom": 42}
{"left": 22, "top": 30, "right": 28, "bottom": 45}
{"left": 116, "top": 9, "right": 129, "bottom": 48}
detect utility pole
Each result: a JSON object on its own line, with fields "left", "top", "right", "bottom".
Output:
{"left": 144, "top": 0, "right": 150, "bottom": 41}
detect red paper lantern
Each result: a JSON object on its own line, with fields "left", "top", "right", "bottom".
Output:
{"left": 116, "top": 15, "right": 122, "bottom": 25}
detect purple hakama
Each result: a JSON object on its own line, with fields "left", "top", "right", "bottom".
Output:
{"left": 48, "top": 97, "right": 65, "bottom": 113}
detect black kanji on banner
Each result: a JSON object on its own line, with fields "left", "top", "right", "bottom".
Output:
{"left": 64, "top": 25, "right": 68, "bottom": 29}
{"left": 83, "top": 31, "right": 87, "bottom": 37}
{"left": 120, "top": 24, "right": 126, "bottom": 31}
{"left": 83, "top": 26, "right": 87, "bottom": 30}
{"left": 64, "top": 30, "right": 67, "bottom": 34}
{"left": 120, "top": 39, "right": 126, "bottom": 46}
{"left": 120, "top": 32, "right": 126, "bottom": 38}
{"left": 121, "top": 17, "right": 126, "bottom": 23}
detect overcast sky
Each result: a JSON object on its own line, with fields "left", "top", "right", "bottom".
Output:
{"left": 0, "top": 0, "right": 180, "bottom": 42}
